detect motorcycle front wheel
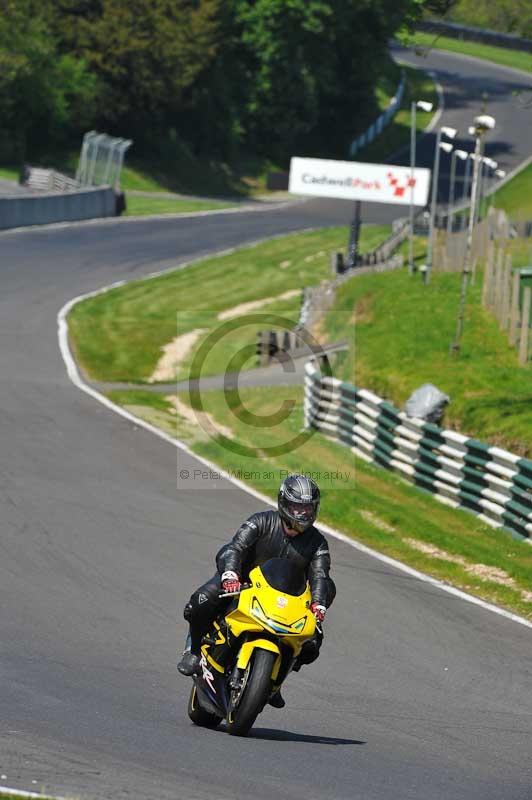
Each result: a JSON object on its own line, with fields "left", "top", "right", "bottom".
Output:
{"left": 226, "top": 649, "right": 275, "bottom": 737}
{"left": 187, "top": 683, "right": 222, "bottom": 729}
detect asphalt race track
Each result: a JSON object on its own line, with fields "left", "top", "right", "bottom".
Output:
{"left": 1, "top": 49, "right": 531, "bottom": 800}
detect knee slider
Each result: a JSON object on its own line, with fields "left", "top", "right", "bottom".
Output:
{"left": 183, "top": 601, "right": 193, "bottom": 622}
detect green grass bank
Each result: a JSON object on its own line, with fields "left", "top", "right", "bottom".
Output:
{"left": 67, "top": 226, "right": 389, "bottom": 384}
{"left": 124, "top": 194, "right": 234, "bottom": 217}
{"left": 68, "top": 226, "right": 532, "bottom": 454}
{"left": 407, "top": 31, "right": 532, "bottom": 73}
{"left": 488, "top": 162, "right": 532, "bottom": 220}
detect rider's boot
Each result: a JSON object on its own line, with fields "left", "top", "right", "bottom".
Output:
{"left": 268, "top": 688, "right": 286, "bottom": 708}
{"left": 177, "top": 633, "right": 200, "bottom": 676}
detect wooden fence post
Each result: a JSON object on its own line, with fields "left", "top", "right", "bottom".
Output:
{"left": 509, "top": 270, "right": 521, "bottom": 347}
{"left": 518, "top": 287, "right": 531, "bottom": 365}
{"left": 482, "top": 243, "right": 495, "bottom": 308}
{"left": 493, "top": 248, "right": 504, "bottom": 321}
{"left": 500, "top": 254, "right": 512, "bottom": 331}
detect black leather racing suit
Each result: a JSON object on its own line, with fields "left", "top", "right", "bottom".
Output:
{"left": 183, "top": 509, "right": 336, "bottom": 663}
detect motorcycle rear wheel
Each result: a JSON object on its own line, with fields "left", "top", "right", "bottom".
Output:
{"left": 226, "top": 649, "right": 275, "bottom": 737}
{"left": 187, "top": 683, "right": 222, "bottom": 729}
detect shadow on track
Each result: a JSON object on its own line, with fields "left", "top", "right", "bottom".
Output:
{"left": 250, "top": 728, "right": 366, "bottom": 745}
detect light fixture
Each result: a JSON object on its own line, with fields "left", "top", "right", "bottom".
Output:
{"left": 441, "top": 126, "right": 458, "bottom": 139}
{"left": 455, "top": 150, "right": 469, "bottom": 160}
{"left": 439, "top": 142, "right": 453, "bottom": 153}
{"left": 474, "top": 114, "right": 496, "bottom": 130}
{"left": 417, "top": 101, "right": 434, "bottom": 112}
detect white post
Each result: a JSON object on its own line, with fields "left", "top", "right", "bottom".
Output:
{"left": 446, "top": 150, "right": 458, "bottom": 237}
{"left": 461, "top": 155, "right": 472, "bottom": 231}
{"left": 426, "top": 126, "right": 456, "bottom": 283}
{"left": 409, "top": 101, "right": 416, "bottom": 275}
{"left": 426, "top": 128, "right": 442, "bottom": 283}
{"left": 409, "top": 99, "right": 433, "bottom": 276}
{"left": 451, "top": 114, "right": 495, "bottom": 355}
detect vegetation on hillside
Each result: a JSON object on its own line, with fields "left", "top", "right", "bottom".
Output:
{"left": 489, "top": 163, "right": 532, "bottom": 219}
{"left": 444, "top": 0, "right": 532, "bottom": 37}
{"left": 0, "top": 0, "right": 454, "bottom": 167}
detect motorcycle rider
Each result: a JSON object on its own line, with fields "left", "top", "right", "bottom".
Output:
{"left": 177, "top": 474, "right": 336, "bottom": 708}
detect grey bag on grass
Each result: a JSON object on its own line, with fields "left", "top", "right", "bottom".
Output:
{"left": 404, "top": 383, "right": 450, "bottom": 425}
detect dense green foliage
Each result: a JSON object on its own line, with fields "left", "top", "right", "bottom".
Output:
{"left": 0, "top": 0, "right": 96, "bottom": 160}
{"left": 0, "top": 0, "right": 446, "bottom": 165}
{"left": 446, "top": 0, "right": 532, "bottom": 38}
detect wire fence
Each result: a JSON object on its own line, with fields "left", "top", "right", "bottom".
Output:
{"left": 76, "top": 131, "right": 133, "bottom": 189}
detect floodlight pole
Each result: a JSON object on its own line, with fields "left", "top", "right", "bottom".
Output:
{"left": 446, "top": 149, "right": 458, "bottom": 236}
{"left": 426, "top": 126, "right": 456, "bottom": 282}
{"left": 409, "top": 102, "right": 417, "bottom": 274}
{"left": 425, "top": 128, "right": 442, "bottom": 284}
{"left": 451, "top": 115, "right": 494, "bottom": 355}
{"left": 461, "top": 155, "right": 472, "bottom": 231}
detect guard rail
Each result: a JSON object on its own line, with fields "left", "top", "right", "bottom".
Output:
{"left": 350, "top": 73, "right": 405, "bottom": 157}
{"left": 304, "top": 361, "right": 532, "bottom": 541}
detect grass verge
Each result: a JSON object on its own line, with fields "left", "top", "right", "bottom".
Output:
{"left": 67, "top": 226, "right": 390, "bottom": 383}
{"left": 0, "top": 166, "right": 19, "bottom": 182}
{"left": 355, "top": 64, "right": 439, "bottom": 162}
{"left": 106, "top": 385, "right": 532, "bottom": 620}
{"left": 406, "top": 31, "right": 532, "bottom": 73}
{"left": 487, "top": 163, "right": 532, "bottom": 220}
{"left": 68, "top": 224, "right": 531, "bottom": 454}
{"left": 124, "top": 194, "right": 234, "bottom": 217}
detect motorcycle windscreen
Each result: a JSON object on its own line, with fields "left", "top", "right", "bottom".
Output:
{"left": 260, "top": 557, "right": 306, "bottom": 596}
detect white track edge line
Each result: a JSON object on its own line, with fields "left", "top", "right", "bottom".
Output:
{"left": 57, "top": 243, "right": 532, "bottom": 632}
{"left": 0, "top": 788, "right": 66, "bottom": 800}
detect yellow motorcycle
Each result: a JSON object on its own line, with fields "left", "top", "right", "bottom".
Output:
{"left": 187, "top": 557, "right": 317, "bottom": 736}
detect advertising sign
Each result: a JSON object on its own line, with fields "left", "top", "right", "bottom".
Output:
{"left": 289, "top": 156, "right": 431, "bottom": 206}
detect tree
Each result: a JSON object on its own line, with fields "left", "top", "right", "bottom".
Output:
{"left": 211, "top": 0, "right": 433, "bottom": 159}
{"left": 0, "top": 0, "right": 96, "bottom": 161}
{"left": 46, "top": 0, "right": 222, "bottom": 142}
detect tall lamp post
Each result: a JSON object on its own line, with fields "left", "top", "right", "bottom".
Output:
{"left": 461, "top": 152, "right": 474, "bottom": 231}
{"left": 478, "top": 157, "right": 497, "bottom": 224}
{"left": 446, "top": 149, "right": 468, "bottom": 236}
{"left": 451, "top": 114, "right": 496, "bottom": 356}
{"left": 409, "top": 99, "right": 433, "bottom": 275}
{"left": 426, "top": 125, "right": 457, "bottom": 283}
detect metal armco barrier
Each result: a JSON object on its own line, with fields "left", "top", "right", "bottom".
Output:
{"left": 304, "top": 361, "right": 532, "bottom": 541}
{"left": 0, "top": 186, "right": 118, "bottom": 230}
{"left": 350, "top": 73, "right": 405, "bottom": 157}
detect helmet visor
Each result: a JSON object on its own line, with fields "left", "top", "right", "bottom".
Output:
{"left": 285, "top": 502, "right": 316, "bottom": 523}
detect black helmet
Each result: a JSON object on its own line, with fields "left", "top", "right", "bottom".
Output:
{"left": 278, "top": 474, "right": 320, "bottom": 533}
